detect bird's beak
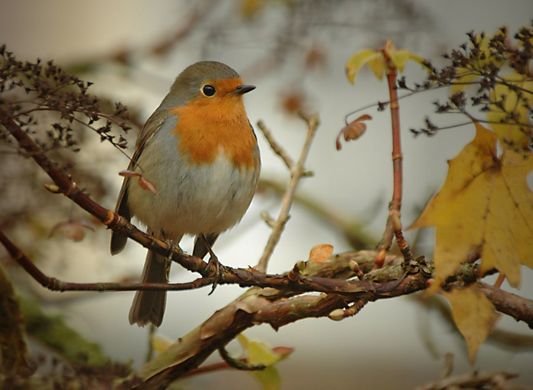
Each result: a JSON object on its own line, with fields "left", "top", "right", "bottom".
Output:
{"left": 230, "top": 84, "right": 256, "bottom": 96}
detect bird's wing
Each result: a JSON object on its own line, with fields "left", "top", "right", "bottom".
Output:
{"left": 110, "top": 108, "right": 173, "bottom": 255}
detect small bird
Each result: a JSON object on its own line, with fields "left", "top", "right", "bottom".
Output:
{"left": 110, "top": 61, "right": 260, "bottom": 327}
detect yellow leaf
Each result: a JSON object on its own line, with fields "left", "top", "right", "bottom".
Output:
{"left": 367, "top": 54, "right": 386, "bottom": 80}
{"left": 450, "top": 72, "right": 479, "bottom": 95}
{"left": 389, "top": 50, "right": 411, "bottom": 72}
{"left": 240, "top": 0, "right": 267, "bottom": 18}
{"left": 240, "top": 336, "right": 292, "bottom": 390}
{"left": 442, "top": 285, "right": 500, "bottom": 364}
{"left": 346, "top": 41, "right": 426, "bottom": 83}
{"left": 346, "top": 50, "right": 379, "bottom": 84}
{"left": 151, "top": 333, "right": 173, "bottom": 354}
{"left": 410, "top": 122, "right": 533, "bottom": 288}
{"left": 408, "top": 53, "right": 427, "bottom": 67}
{"left": 308, "top": 244, "right": 334, "bottom": 263}
{"left": 487, "top": 75, "right": 533, "bottom": 149}
{"left": 237, "top": 333, "right": 250, "bottom": 350}
{"left": 249, "top": 341, "right": 281, "bottom": 366}
{"left": 252, "top": 366, "right": 281, "bottom": 390}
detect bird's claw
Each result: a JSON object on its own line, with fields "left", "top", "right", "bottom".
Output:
{"left": 207, "top": 254, "right": 222, "bottom": 295}
{"left": 164, "top": 239, "right": 181, "bottom": 262}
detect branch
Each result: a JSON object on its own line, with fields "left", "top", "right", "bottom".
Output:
{"left": 135, "top": 267, "right": 430, "bottom": 389}
{"left": 0, "top": 105, "right": 210, "bottom": 277}
{"left": 387, "top": 72, "right": 403, "bottom": 216}
{"left": 256, "top": 113, "right": 320, "bottom": 272}
{"left": 259, "top": 178, "right": 377, "bottom": 249}
{"left": 0, "top": 230, "right": 214, "bottom": 293}
{"left": 374, "top": 65, "right": 405, "bottom": 269}
{"left": 478, "top": 282, "right": 533, "bottom": 329}
{"left": 181, "top": 346, "right": 292, "bottom": 379}
{"left": 256, "top": 120, "right": 295, "bottom": 170}
{"left": 412, "top": 370, "right": 519, "bottom": 390}
{"left": 0, "top": 226, "right": 413, "bottom": 297}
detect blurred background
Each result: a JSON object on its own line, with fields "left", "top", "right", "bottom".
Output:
{"left": 1, "top": 0, "right": 532, "bottom": 389}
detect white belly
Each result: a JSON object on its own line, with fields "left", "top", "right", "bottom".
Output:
{"left": 126, "top": 126, "right": 259, "bottom": 241}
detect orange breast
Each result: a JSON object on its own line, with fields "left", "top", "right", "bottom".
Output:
{"left": 170, "top": 83, "right": 256, "bottom": 169}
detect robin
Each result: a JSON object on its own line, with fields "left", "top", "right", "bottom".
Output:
{"left": 110, "top": 61, "right": 260, "bottom": 327}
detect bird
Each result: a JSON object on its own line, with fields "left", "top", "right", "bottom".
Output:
{"left": 110, "top": 61, "right": 260, "bottom": 327}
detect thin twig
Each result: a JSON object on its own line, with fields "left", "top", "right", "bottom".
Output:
{"left": 387, "top": 71, "right": 403, "bottom": 217}
{"left": 218, "top": 346, "right": 265, "bottom": 371}
{"left": 256, "top": 113, "right": 320, "bottom": 272}
{"left": 0, "top": 228, "right": 214, "bottom": 292}
{"left": 256, "top": 120, "right": 295, "bottom": 170}
{"left": 0, "top": 225, "right": 411, "bottom": 297}
{"left": 374, "top": 57, "right": 405, "bottom": 269}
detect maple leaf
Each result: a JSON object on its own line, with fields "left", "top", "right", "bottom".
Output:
{"left": 410, "top": 122, "right": 533, "bottom": 288}
{"left": 442, "top": 285, "right": 500, "bottom": 364}
{"left": 486, "top": 73, "right": 533, "bottom": 149}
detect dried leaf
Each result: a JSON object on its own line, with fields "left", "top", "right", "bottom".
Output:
{"left": 138, "top": 177, "right": 157, "bottom": 195}
{"left": 49, "top": 219, "right": 94, "bottom": 242}
{"left": 442, "top": 285, "right": 500, "bottom": 364}
{"left": 118, "top": 170, "right": 141, "bottom": 178}
{"left": 309, "top": 244, "right": 334, "bottom": 263}
{"left": 336, "top": 115, "right": 372, "bottom": 150}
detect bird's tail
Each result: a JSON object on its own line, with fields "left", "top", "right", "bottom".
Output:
{"left": 129, "top": 250, "right": 169, "bottom": 327}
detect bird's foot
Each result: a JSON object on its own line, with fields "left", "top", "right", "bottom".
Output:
{"left": 201, "top": 235, "right": 222, "bottom": 295}
{"left": 164, "top": 239, "right": 182, "bottom": 262}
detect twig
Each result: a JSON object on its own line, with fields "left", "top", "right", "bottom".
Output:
{"left": 391, "top": 213, "right": 413, "bottom": 263}
{"left": 375, "top": 53, "right": 405, "bottom": 269}
{"left": 388, "top": 71, "right": 403, "bottom": 216}
{"left": 0, "top": 226, "right": 410, "bottom": 297}
{"left": 0, "top": 106, "right": 210, "bottom": 277}
{"left": 146, "top": 325, "right": 156, "bottom": 363}
{"left": 256, "top": 120, "right": 295, "bottom": 170}
{"left": 478, "top": 282, "right": 533, "bottom": 329}
{"left": 218, "top": 346, "right": 265, "bottom": 371}
{"left": 0, "top": 229, "right": 214, "bottom": 292}
{"left": 256, "top": 113, "right": 320, "bottom": 272}
{"left": 259, "top": 178, "right": 377, "bottom": 249}
{"left": 411, "top": 370, "right": 519, "bottom": 390}
{"left": 151, "top": 0, "right": 216, "bottom": 56}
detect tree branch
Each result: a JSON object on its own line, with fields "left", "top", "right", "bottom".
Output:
{"left": 478, "top": 282, "right": 533, "bottom": 329}
{"left": 256, "top": 113, "right": 320, "bottom": 272}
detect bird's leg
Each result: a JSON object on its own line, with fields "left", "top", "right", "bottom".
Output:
{"left": 165, "top": 240, "right": 176, "bottom": 262}
{"left": 200, "top": 234, "right": 221, "bottom": 294}
{"left": 162, "top": 233, "right": 182, "bottom": 264}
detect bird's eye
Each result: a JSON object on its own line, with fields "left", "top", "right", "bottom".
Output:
{"left": 202, "top": 85, "right": 216, "bottom": 97}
